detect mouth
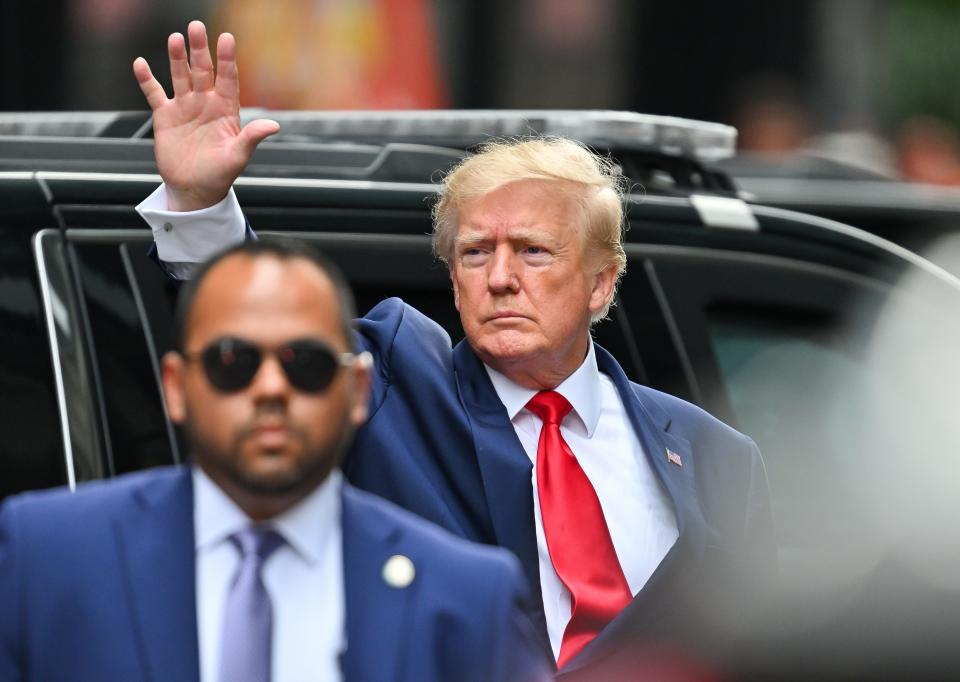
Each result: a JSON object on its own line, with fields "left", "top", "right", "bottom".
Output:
{"left": 487, "top": 310, "right": 528, "bottom": 322}
{"left": 250, "top": 422, "right": 292, "bottom": 450}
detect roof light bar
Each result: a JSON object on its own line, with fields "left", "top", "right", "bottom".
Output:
{"left": 0, "top": 112, "right": 150, "bottom": 138}
{"left": 240, "top": 110, "right": 738, "bottom": 162}
{"left": 0, "top": 110, "right": 738, "bottom": 163}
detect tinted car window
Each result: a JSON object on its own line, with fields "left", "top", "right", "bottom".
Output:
{"left": 71, "top": 238, "right": 177, "bottom": 475}
{"left": 0, "top": 230, "right": 66, "bottom": 500}
{"left": 641, "top": 245, "right": 960, "bottom": 585}
{"left": 707, "top": 308, "right": 887, "bottom": 551}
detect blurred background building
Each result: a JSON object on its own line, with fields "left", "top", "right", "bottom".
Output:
{"left": 2, "top": 0, "right": 960, "bottom": 183}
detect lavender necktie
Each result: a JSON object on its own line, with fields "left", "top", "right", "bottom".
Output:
{"left": 218, "top": 526, "right": 285, "bottom": 682}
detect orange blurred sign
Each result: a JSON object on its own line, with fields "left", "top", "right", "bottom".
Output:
{"left": 215, "top": 0, "right": 445, "bottom": 109}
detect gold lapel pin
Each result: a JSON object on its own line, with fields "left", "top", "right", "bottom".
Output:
{"left": 382, "top": 554, "right": 416, "bottom": 589}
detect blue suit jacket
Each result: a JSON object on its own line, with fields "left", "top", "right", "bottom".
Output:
{"left": 0, "top": 466, "right": 548, "bottom": 682}
{"left": 345, "top": 298, "right": 777, "bottom": 676}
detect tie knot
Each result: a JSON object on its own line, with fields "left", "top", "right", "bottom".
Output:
{"left": 525, "top": 390, "right": 573, "bottom": 425}
{"left": 231, "top": 526, "right": 285, "bottom": 563}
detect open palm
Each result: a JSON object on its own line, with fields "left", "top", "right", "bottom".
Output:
{"left": 133, "top": 21, "right": 278, "bottom": 211}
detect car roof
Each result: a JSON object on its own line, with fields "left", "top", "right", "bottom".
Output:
{"left": 3, "top": 108, "right": 959, "bottom": 294}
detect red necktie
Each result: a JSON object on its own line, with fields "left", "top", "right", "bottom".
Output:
{"left": 526, "top": 390, "right": 633, "bottom": 669}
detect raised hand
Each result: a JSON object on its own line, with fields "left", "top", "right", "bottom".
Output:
{"left": 133, "top": 20, "right": 279, "bottom": 211}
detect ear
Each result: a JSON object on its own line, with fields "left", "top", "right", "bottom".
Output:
{"left": 161, "top": 351, "right": 188, "bottom": 424}
{"left": 588, "top": 263, "right": 617, "bottom": 317}
{"left": 348, "top": 352, "right": 373, "bottom": 426}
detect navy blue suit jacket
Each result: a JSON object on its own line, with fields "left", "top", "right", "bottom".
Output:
{"left": 0, "top": 466, "right": 548, "bottom": 682}
{"left": 346, "top": 298, "right": 777, "bottom": 676}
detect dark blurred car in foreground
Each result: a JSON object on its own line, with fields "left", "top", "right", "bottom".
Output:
{"left": 2, "top": 111, "right": 960, "bottom": 679}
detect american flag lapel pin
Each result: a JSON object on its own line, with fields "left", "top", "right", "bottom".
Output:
{"left": 666, "top": 448, "right": 683, "bottom": 467}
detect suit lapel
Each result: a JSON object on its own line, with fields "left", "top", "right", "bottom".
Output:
{"left": 114, "top": 467, "right": 200, "bottom": 682}
{"left": 341, "top": 486, "right": 411, "bottom": 682}
{"left": 559, "top": 346, "right": 710, "bottom": 675}
{"left": 451, "top": 341, "right": 550, "bottom": 646}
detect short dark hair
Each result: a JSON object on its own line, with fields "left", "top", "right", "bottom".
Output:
{"left": 173, "top": 238, "right": 357, "bottom": 352}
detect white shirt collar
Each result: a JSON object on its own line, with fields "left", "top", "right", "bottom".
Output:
{"left": 193, "top": 465, "right": 342, "bottom": 567}
{"left": 483, "top": 338, "right": 602, "bottom": 437}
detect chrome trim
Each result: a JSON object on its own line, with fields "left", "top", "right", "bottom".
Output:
{"left": 64, "top": 229, "right": 153, "bottom": 241}
{"left": 37, "top": 171, "right": 162, "bottom": 183}
{"left": 63, "top": 229, "right": 433, "bottom": 248}
{"left": 32, "top": 229, "right": 76, "bottom": 490}
{"left": 265, "top": 231, "right": 431, "bottom": 246}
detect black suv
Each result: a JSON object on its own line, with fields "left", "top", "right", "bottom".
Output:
{"left": 3, "top": 110, "right": 960, "bottom": 677}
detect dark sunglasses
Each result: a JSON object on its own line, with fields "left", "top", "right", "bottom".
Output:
{"left": 183, "top": 336, "right": 360, "bottom": 393}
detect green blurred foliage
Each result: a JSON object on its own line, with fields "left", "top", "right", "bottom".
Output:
{"left": 884, "top": 0, "right": 960, "bottom": 129}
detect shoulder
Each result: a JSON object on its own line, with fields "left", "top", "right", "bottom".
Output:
{"left": 343, "top": 484, "right": 523, "bottom": 583}
{"left": 352, "top": 298, "right": 458, "bottom": 411}
{"left": 631, "top": 382, "right": 757, "bottom": 450}
{"left": 357, "top": 297, "right": 452, "bottom": 348}
{"left": 1, "top": 466, "right": 184, "bottom": 530}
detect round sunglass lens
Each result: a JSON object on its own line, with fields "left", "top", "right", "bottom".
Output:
{"left": 202, "top": 339, "right": 261, "bottom": 391}
{"left": 283, "top": 342, "right": 338, "bottom": 392}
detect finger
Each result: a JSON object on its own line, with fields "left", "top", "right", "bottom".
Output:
{"left": 168, "top": 32, "right": 192, "bottom": 97}
{"left": 236, "top": 119, "right": 281, "bottom": 156}
{"left": 132, "top": 57, "right": 168, "bottom": 111}
{"left": 187, "top": 20, "right": 215, "bottom": 92}
{"left": 214, "top": 32, "right": 239, "bottom": 101}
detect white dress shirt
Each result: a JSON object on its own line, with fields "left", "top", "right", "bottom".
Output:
{"left": 193, "top": 467, "right": 345, "bottom": 682}
{"left": 485, "top": 341, "right": 679, "bottom": 661}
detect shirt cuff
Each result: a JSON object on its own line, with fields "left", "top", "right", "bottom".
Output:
{"left": 136, "top": 184, "right": 246, "bottom": 263}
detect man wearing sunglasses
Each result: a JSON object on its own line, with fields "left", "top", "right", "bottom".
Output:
{"left": 133, "top": 21, "right": 777, "bottom": 679}
{"left": 0, "top": 239, "right": 549, "bottom": 682}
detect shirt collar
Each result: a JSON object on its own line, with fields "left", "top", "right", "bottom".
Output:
{"left": 483, "top": 338, "right": 602, "bottom": 437}
{"left": 193, "top": 466, "right": 341, "bottom": 566}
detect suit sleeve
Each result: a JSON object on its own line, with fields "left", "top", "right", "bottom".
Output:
{"left": 352, "top": 297, "right": 454, "bottom": 421}
{"left": 743, "top": 436, "right": 778, "bottom": 587}
{"left": 0, "top": 502, "right": 24, "bottom": 682}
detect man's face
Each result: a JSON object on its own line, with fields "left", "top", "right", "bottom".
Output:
{"left": 450, "top": 179, "right": 616, "bottom": 389}
{"left": 162, "top": 254, "right": 368, "bottom": 516}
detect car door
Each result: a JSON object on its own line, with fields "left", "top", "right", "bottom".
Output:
{"left": 620, "top": 239, "right": 960, "bottom": 589}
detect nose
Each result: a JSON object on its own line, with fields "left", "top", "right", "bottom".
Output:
{"left": 487, "top": 246, "right": 519, "bottom": 293}
{"left": 249, "top": 352, "right": 291, "bottom": 403}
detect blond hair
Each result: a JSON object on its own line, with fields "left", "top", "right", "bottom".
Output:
{"left": 432, "top": 136, "right": 627, "bottom": 321}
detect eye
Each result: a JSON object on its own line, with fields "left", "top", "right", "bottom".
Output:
{"left": 522, "top": 245, "right": 552, "bottom": 261}
{"left": 459, "top": 246, "right": 489, "bottom": 265}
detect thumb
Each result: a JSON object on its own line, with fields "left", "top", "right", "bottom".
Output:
{"left": 236, "top": 118, "right": 280, "bottom": 156}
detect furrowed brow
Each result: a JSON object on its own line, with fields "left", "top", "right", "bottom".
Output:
{"left": 454, "top": 227, "right": 560, "bottom": 248}
{"left": 454, "top": 232, "right": 489, "bottom": 248}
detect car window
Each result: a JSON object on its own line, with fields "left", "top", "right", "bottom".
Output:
{"left": 0, "top": 228, "right": 67, "bottom": 500}
{"left": 641, "top": 244, "right": 960, "bottom": 581}
{"left": 70, "top": 237, "right": 178, "bottom": 475}
{"left": 706, "top": 308, "right": 892, "bottom": 550}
